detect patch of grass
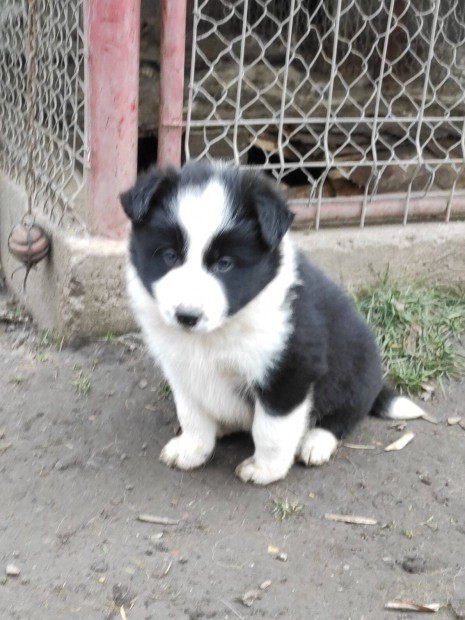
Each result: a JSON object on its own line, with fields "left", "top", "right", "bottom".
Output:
{"left": 38, "top": 329, "right": 64, "bottom": 352}
{"left": 73, "top": 370, "right": 92, "bottom": 397}
{"left": 103, "top": 330, "right": 117, "bottom": 343}
{"left": 355, "top": 281, "right": 465, "bottom": 395}
{"left": 271, "top": 497, "right": 303, "bottom": 522}
{"left": 157, "top": 380, "right": 172, "bottom": 401}
{"left": 9, "top": 375, "right": 26, "bottom": 386}
{"left": 37, "top": 351, "right": 49, "bottom": 363}
{"left": 5, "top": 302, "right": 29, "bottom": 322}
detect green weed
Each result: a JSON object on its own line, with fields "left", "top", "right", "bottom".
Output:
{"left": 73, "top": 370, "right": 92, "bottom": 397}
{"left": 271, "top": 497, "right": 303, "bottom": 522}
{"left": 356, "top": 282, "right": 465, "bottom": 395}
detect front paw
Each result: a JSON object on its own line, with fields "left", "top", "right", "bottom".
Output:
{"left": 160, "top": 435, "right": 213, "bottom": 470}
{"left": 297, "top": 428, "right": 338, "bottom": 466}
{"left": 235, "top": 457, "right": 290, "bottom": 485}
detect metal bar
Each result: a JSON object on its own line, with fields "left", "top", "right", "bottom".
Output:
{"left": 186, "top": 116, "right": 465, "bottom": 127}
{"left": 404, "top": 0, "right": 442, "bottom": 225}
{"left": 320, "top": 0, "right": 343, "bottom": 230}
{"left": 290, "top": 194, "right": 465, "bottom": 226}
{"left": 158, "top": 0, "right": 187, "bottom": 167}
{"left": 360, "top": 0, "right": 396, "bottom": 228}
{"left": 445, "top": 117, "right": 465, "bottom": 222}
{"left": 83, "top": 0, "right": 140, "bottom": 239}
{"left": 184, "top": 0, "right": 201, "bottom": 162}
{"left": 232, "top": 0, "right": 249, "bottom": 165}
{"left": 277, "top": 0, "right": 296, "bottom": 183}
{"left": 238, "top": 158, "right": 465, "bottom": 169}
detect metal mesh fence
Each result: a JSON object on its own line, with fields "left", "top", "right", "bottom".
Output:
{"left": 0, "top": 0, "right": 86, "bottom": 230}
{"left": 185, "top": 0, "right": 465, "bottom": 226}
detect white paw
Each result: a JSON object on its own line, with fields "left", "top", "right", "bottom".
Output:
{"left": 160, "top": 435, "right": 213, "bottom": 470}
{"left": 235, "top": 456, "right": 290, "bottom": 485}
{"left": 298, "top": 428, "right": 338, "bottom": 466}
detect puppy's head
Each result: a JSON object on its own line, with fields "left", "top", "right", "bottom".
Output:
{"left": 121, "top": 161, "right": 294, "bottom": 333}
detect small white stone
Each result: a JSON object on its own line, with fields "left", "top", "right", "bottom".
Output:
{"left": 6, "top": 564, "right": 20, "bottom": 577}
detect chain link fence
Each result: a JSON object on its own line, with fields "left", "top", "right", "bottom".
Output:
{"left": 185, "top": 0, "right": 465, "bottom": 226}
{"left": 0, "top": 0, "right": 87, "bottom": 230}
{"left": 2, "top": 1, "right": 464, "bottom": 231}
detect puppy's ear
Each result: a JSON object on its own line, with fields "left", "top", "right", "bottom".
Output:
{"left": 246, "top": 172, "right": 294, "bottom": 249}
{"left": 120, "top": 166, "right": 178, "bottom": 223}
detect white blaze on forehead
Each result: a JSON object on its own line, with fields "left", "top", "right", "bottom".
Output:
{"left": 152, "top": 178, "right": 232, "bottom": 333}
{"left": 176, "top": 179, "right": 231, "bottom": 259}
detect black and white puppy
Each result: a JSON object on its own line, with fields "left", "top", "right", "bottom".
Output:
{"left": 120, "top": 161, "right": 424, "bottom": 485}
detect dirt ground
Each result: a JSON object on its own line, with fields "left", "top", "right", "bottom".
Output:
{"left": 1, "top": 287, "right": 465, "bottom": 620}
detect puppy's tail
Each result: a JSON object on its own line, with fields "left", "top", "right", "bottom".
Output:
{"left": 370, "top": 384, "right": 425, "bottom": 420}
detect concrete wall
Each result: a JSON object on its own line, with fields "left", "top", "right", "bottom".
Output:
{"left": 292, "top": 222, "right": 465, "bottom": 291}
{"left": 0, "top": 172, "right": 133, "bottom": 342}
{"left": 1, "top": 172, "right": 465, "bottom": 342}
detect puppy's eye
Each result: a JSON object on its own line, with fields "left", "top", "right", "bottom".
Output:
{"left": 162, "top": 248, "right": 180, "bottom": 267}
{"left": 214, "top": 256, "right": 234, "bottom": 273}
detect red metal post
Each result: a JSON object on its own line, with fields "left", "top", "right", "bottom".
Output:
{"left": 83, "top": 0, "right": 140, "bottom": 239}
{"left": 158, "top": 0, "right": 187, "bottom": 167}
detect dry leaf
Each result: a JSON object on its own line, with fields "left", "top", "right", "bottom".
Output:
{"left": 267, "top": 544, "right": 280, "bottom": 556}
{"left": 342, "top": 442, "right": 376, "bottom": 450}
{"left": 161, "top": 559, "right": 172, "bottom": 577}
{"left": 384, "top": 431, "right": 415, "bottom": 452}
{"left": 421, "top": 412, "right": 438, "bottom": 424}
{"left": 137, "top": 514, "right": 179, "bottom": 526}
{"left": 385, "top": 600, "right": 440, "bottom": 612}
{"left": 324, "top": 514, "right": 378, "bottom": 525}
{"left": 241, "top": 589, "right": 261, "bottom": 607}
{"left": 405, "top": 322, "right": 421, "bottom": 355}
{"left": 420, "top": 383, "right": 435, "bottom": 402}
{"left": 328, "top": 176, "right": 361, "bottom": 197}
{"left": 0, "top": 442, "right": 13, "bottom": 454}
{"left": 448, "top": 416, "right": 462, "bottom": 425}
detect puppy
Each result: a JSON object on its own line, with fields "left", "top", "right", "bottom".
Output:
{"left": 120, "top": 161, "right": 424, "bottom": 485}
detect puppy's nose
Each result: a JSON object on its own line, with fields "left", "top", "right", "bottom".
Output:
{"left": 175, "top": 308, "right": 201, "bottom": 328}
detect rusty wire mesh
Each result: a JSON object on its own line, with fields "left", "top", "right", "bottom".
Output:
{"left": 0, "top": 0, "right": 86, "bottom": 229}
{"left": 185, "top": 0, "right": 465, "bottom": 226}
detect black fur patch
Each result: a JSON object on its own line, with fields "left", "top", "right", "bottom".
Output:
{"left": 204, "top": 220, "right": 282, "bottom": 316}
{"left": 129, "top": 206, "right": 187, "bottom": 296}
{"left": 257, "top": 253, "right": 384, "bottom": 438}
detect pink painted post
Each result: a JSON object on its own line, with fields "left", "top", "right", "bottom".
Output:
{"left": 158, "top": 0, "right": 187, "bottom": 167}
{"left": 84, "top": 0, "right": 140, "bottom": 239}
